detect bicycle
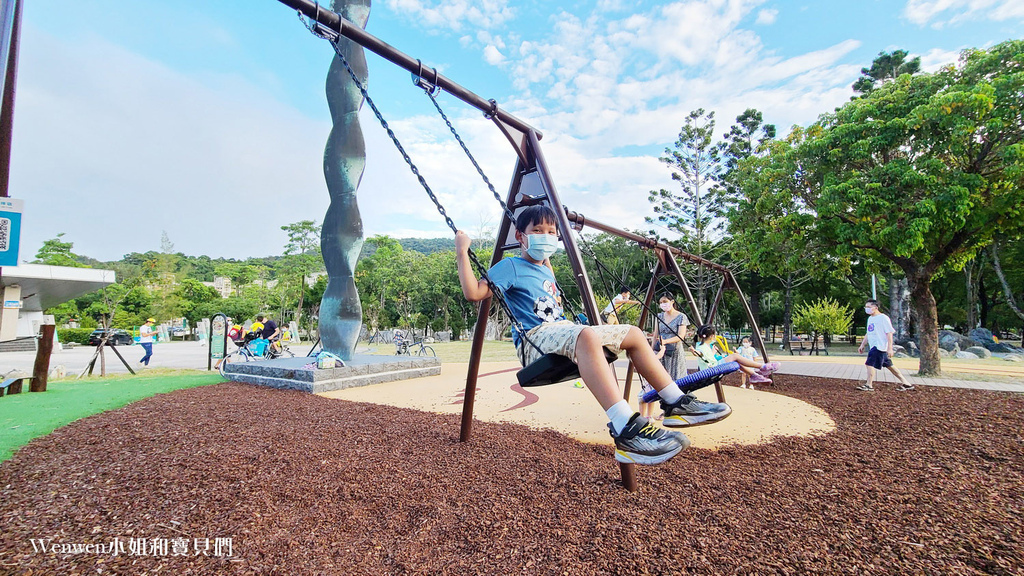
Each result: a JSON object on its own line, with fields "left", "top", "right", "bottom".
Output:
{"left": 394, "top": 333, "right": 436, "bottom": 357}
{"left": 218, "top": 334, "right": 294, "bottom": 377}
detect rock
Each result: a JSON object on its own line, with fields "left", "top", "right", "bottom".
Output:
{"left": 965, "top": 346, "right": 992, "bottom": 359}
{"left": 938, "top": 348, "right": 951, "bottom": 358}
{"left": 892, "top": 344, "right": 906, "bottom": 356}
{"left": 954, "top": 351, "right": 980, "bottom": 360}
{"left": 1004, "top": 354, "right": 1024, "bottom": 362}
{"left": 938, "top": 330, "right": 974, "bottom": 351}
{"left": 985, "top": 342, "right": 1019, "bottom": 353}
{"left": 893, "top": 352, "right": 909, "bottom": 358}
{"left": 968, "top": 328, "right": 995, "bottom": 345}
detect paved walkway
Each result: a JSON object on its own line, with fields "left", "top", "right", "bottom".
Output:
{"left": 0, "top": 341, "right": 1020, "bottom": 392}
{"left": 662, "top": 356, "right": 1024, "bottom": 393}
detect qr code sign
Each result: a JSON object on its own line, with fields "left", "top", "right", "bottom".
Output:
{"left": 0, "top": 218, "right": 9, "bottom": 251}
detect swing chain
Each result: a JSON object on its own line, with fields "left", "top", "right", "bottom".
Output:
{"left": 297, "top": 6, "right": 340, "bottom": 42}
{"left": 301, "top": 20, "right": 547, "bottom": 361}
{"left": 419, "top": 84, "right": 518, "bottom": 229}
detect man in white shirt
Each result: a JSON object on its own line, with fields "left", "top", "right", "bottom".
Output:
{"left": 139, "top": 318, "right": 156, "bottom": 368}
{"left": 856, "top": 300, "right": 914, "bottom": 391}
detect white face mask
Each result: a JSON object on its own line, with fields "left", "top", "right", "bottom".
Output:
{"left": 659, "top": 302, "right": 673, "bottom": 312}
{"left": 864, "top": 307, "right": 873, "bottom": 314}
{"left": 524, "top": 233, "right": 559, "bottom": 261}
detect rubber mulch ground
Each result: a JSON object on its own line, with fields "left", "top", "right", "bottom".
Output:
{"left": 0, "top": 376, "right": 1021, "bottom": 575}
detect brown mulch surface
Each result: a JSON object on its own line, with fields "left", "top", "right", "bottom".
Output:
{"left": 0, "top": 377, "right": 1021, "bottom": 575}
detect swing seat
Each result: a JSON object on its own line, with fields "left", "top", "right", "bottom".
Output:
{"left": 640, "top": 361, "right": 742, "bottom": 403}
{"left": 516, "top": 348, "right": 618, "bottom": 387}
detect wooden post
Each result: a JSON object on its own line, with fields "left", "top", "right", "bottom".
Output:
{"left": 29, "top": 324, "right": 54, "bottom": 392}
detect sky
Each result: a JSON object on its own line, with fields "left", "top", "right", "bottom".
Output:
{"left": 9, "top": 0, "right": 1023, "bottom": 262}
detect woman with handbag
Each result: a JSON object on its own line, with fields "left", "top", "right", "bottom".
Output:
{"left": 654, "top": 294, "right": 688, "bottom": 380}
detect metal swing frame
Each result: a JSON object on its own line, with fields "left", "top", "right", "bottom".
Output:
{"left": 281, "top": 0, "right": 769, "bottom": 492}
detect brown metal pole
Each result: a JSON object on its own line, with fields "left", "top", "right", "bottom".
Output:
{"left": 526, "top": 132, "right": 639, "bottom": 490}
{"left": 707, "top": 278, "right": 727, "bottom": 326}
{"left": 30, "top": 324, "right": 54, "bottom": 392}
{"left": 664, "top": 250, "right": 704, "bottom": 328}
{"left": 460, "top": 297, "right": 491, "bottom": 442}
{"left": 619, "top": 462, "right": 637, "bottom": 492}
{"left": 529, "top": 132, "right": 601, "bottom": 322}
{"left": 622, "top": 261, "right": 661, "bottom": 401}
{"left": 728, "top": 270, "right": 770, "bottom": 364}
{"left": 0, "top": 0, "right": 22, "bottom": 199}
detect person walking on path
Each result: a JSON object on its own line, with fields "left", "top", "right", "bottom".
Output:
{"left": 138, "top": 318, "right": 156, "bottom": 368}
{"left": 856, "top": 299, "right": 915, "bottom": 392}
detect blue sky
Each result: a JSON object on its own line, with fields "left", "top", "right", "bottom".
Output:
{"left": 10, "top": 0, "right": 1023, "bottom": 261}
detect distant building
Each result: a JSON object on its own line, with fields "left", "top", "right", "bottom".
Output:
{"left": 202, "top": 276, "right": 233, "bottom": 298}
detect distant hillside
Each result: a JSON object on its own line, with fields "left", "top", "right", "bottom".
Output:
{"left": 398, "top": 237, "right": 456, "bottom": 254}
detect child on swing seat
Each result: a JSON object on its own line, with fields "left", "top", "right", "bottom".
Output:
{"left": 455, "top": 205, "right": 732, "bottom": 466}
{"left": 690, "top": 326, "right": 778, "bottom": 385}
{"left": 737, "top": 337, "right": 760, "bottom": 389}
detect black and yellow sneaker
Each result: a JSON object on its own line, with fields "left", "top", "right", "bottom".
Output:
{"left": 609, "top": 414, "right": 690, "bottom": 465}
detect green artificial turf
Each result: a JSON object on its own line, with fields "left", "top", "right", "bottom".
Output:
{"left": 0, "top": 370, "right": 224, "bottom": 462}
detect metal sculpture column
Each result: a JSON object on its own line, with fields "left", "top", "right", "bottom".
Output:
{"left": 320, "top": 0, "right": 370, "bottom": 360}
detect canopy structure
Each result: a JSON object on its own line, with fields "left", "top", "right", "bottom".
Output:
{"left": 0, "top": 264, "right": 115, "bottom": 340}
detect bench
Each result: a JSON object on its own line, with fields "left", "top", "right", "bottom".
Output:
{"left": 0, "top": 376, "right": 31, "bottom": 397}
{"left": 788, "top": 338, "right": 828, "bottom": 356}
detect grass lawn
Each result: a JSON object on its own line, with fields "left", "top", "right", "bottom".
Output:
{"left": 0, "top": 369, "right": 224, "bottom": 462}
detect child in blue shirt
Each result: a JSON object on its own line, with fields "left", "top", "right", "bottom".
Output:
{"left": 456, "top": 206, "right": 731, "bottom": 466}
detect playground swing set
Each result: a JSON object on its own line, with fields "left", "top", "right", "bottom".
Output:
{"left": 284, "top": 0, "right": 771, "bottom": 491}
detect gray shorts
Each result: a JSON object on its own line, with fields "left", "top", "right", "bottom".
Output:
{"left": 519, "top": 320, "right": 632, "bottom": 366}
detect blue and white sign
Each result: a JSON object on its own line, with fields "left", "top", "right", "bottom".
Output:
{"left": 0, "top": 198, "right": 23, "bottom": 267}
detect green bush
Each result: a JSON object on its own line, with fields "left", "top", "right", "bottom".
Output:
{"left": 58, "top": 327, "right": 93, "bottom": 345}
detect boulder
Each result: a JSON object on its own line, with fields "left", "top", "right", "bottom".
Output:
{"left": 986, "top": 342, "right": 1021, "bottom": 353}
{"left": 1004, "top": 354, "right": 1024, "bottom": 362}
{"left": 937, "top": 327, "right": 966, "bottom": 350}
{"left": 892, "top": 344, "right": 906, "bottom": 356}
{"left": 938, "top": 348, "right": 952, "bottom": 358}
{"left": 968, "top": 328, "right": 995, "bottom": 345}
{"left": 964, "top": 346, "right": 992, "bottom": 359}
{"left": 954, "top": 351, "right": 980, "bottom": 360}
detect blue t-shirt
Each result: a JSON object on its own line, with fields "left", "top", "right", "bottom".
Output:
{"left": 486, "top": 257, "right": 565, "bottom": 347}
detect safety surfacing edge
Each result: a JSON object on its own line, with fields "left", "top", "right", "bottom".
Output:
{"left": 319, "top": 361, "right": 836, "bottom": 450}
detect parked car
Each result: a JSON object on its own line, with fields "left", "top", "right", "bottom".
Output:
{"left": 88, "top": 329, "right": 134, "bottom": 346}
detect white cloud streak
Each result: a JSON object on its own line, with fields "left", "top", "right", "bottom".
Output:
{"left": 903, "top": 0, "right": 1024, "bottom": 28}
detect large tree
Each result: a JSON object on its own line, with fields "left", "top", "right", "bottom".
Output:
{"left": 799, "top": 40, "right": 1024, "bottom": 375}
{"left": 852, "top": 49, "right": 922, "bottom": 95}
{"left": 647, "top": 108, "right": 727, "bottom": 313}
{"left": 280, "top": 220, "right": 323, "bottom": 324}
{"left": 721, "top": 108, "right": 776, "bottom": 326}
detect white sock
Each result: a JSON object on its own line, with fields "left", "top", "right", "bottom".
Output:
{"left": 657, "top": 383, "right": 684, "bottom": 404}
{"left": 606, "top": 400, "right": 635, "bottom": 435}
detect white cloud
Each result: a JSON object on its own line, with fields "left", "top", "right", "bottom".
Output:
{"left": 756, "top": 8, "right": 779, "bottom": 24}
{"left": 483, "top": 44, "right": 505, "bottom": 65}
{"left": 903, "top": 0, "right": 1024, "bottom": 27}
{"left": 382, "top": 0, "right": 515, "bottom": 32}
{"left": 12, "top": 27, "right": 332, "bottom": 261}
{"left": 918, "top": 46, "right": 963, "bottom": 72}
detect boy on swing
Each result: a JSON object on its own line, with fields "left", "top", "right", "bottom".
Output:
{"left": 455, "top": 206, "right": 732, "bottom": 466}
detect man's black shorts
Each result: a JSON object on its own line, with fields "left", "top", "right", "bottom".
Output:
{"left": 866, "top": 347, "right": 892, "bottom": 370}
